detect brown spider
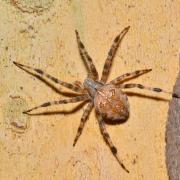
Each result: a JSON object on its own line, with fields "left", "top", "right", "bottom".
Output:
{"left": 13, "top": 26, "right": 179, "bottom": 173}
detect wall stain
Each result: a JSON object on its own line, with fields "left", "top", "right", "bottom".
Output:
{"left": 10, "top": 0, "right": 54, "bottom": 14}
{"left": 3, "top": 97, "right": 30, "bottom": 133}
{"left": 71, "top": 0, "right": 84, "bottom": 34}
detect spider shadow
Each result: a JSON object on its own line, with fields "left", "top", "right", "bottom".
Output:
{"left": 103, "top": 116, "right": 128, "bottom": 125}
{"left": 103, "top": 91, "right": 169, "bottom": 125}
{"left": 126, "top": 91, "right": 169, "bottom": 102}
{"left": 17, "top": 64, "right": 81, "bottom": 97}
{"left": 24, "top": 101, "right": 88, "bottom": 116}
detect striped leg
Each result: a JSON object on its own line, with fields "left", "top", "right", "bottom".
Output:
{"left": 100, "top": 26, "right": 130, "bottom": 83}
{"left": 75, "top": 30, "right": 99, "bottom": 80}
{"left": 110, "top": 69, "right": 152, "bottom": 84}
{"left": 98, "top": 115, "right": 129, "bottom": 173}
{"left": 73, "top": 80, "right": 84, "bottom": 89}
{"left": 120, "top": 83, "right": 180, "bottom": 98}
{"left": 13, "top": 61, "right": 83, "bottom": 93}
{"left": 73, "top": 102, "right": 94, "bottom": 146}
{"left": 23, "top": 94, "right": 89, "bottom": 114}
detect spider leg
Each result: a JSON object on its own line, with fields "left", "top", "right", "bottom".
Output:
{"left": 100, "top": 26, "right": 130, "bottom": 83}
{"left": 23, "top": 94, "right": 89, "bottom": 114}
{"left": 73, "top": 102, "right": 94, "bottom": 146}
{"left": 73, "top": 80, "right": 85, "bottom": 91}
{"left": 75, "top": 30, "right": 99, "bottom": 80}
{"left": 120, "top": 83, "right": 180, "bottom": 98}
{"left": 97, "top": 115, "right": 129, "bottom": 173}
{"left": 13, "top": 61, "right": 83, "bottom": 93}
{"left": 110, "top": 69, "right": 152, "bottom": 84}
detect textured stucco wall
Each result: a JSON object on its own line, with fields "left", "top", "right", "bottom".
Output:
{"left": 0, "top": 0, "right": 179, "bottom": 179}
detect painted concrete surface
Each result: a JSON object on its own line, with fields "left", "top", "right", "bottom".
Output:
{"left": 0, "top": 0, "right": 179, "bottom": 179}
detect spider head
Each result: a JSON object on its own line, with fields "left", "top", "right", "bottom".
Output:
{"left": 83, "top": 78, "right": 102, "bottom": 98}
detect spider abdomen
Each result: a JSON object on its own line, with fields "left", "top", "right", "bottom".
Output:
{"left": 94, "top": 84, "right": 129, "bottom": 121}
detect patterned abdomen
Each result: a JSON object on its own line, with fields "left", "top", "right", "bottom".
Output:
{"left": 94, "top": 84, "right": 129, "bottom": 121}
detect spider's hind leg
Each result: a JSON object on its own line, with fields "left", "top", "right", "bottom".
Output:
{"left": 73, "top": 102, "right": 93, "bottom": 146}
{"left": 97, "top": 115, "right": 129, "bottom": 173}
{"left": 120, "top": 83, "right": 180, "bottom": 98}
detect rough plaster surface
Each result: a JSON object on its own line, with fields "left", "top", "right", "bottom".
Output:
{"left": 0, "top": 0, "right": 179, "bottom": 179}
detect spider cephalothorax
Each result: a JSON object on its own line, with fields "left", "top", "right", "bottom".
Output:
{"left": 13, "top": 26, "right": 179, "bottom": 173}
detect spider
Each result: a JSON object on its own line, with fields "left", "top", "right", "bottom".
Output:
{"left": 13, "top": 26, "right": 179, "bottom": 173}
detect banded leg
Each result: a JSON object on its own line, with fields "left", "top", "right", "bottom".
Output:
{"left": 120, "top": 83, "right": 180, "bottom": 98}
{"left": 13, "top": 61, "right": 83, "bottom": 93}
{"left": 23, "top": 94, "right": 89, "bottom": 114}
{"left": 110, "top": 69, "right": 152, "bottom": 84}
{"left": 98, "top": 115, "right": 129, "bottom": 173}
{"left": 73, "top": 102, "right": 94, "bottom": 146}
{"left": 75, "top": 30, "right": 99, "bottom": 80}
{"left": 100, "top": 26, "right": 130, "bottom": 83}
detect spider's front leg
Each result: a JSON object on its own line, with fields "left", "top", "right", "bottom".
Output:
{"left": 110, "top": 69, "right": 152, "bottom": 84}
{"left": 75, "top": 30, "right": 99, "bottom": 80}
{"left": 13, "top": 61, "right": 84, "bottom": 93}
{"left": 23, "top": 94, "right": 89, "bottom": 114}
{"left": 100, "top": 26, "right": 130, "bottom": 83}
{"left": 97, "top": 115, "right": 129, "bottom": 173}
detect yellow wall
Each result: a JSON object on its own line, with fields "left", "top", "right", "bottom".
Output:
{"left": 0, "top": 0, "right": 179, "bottom": 179}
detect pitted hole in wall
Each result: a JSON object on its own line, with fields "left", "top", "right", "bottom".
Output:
{"left": 67, "top": 157, "right": 92, "bottom": 180}
{"left": 64, "top": 147, "right": 100, "bottom": 179}
{"left": 11, "top": 0, "right": 54, "bottom": 14}
{"left": 3, "top": 97, "right": 30, "bottom": 133}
